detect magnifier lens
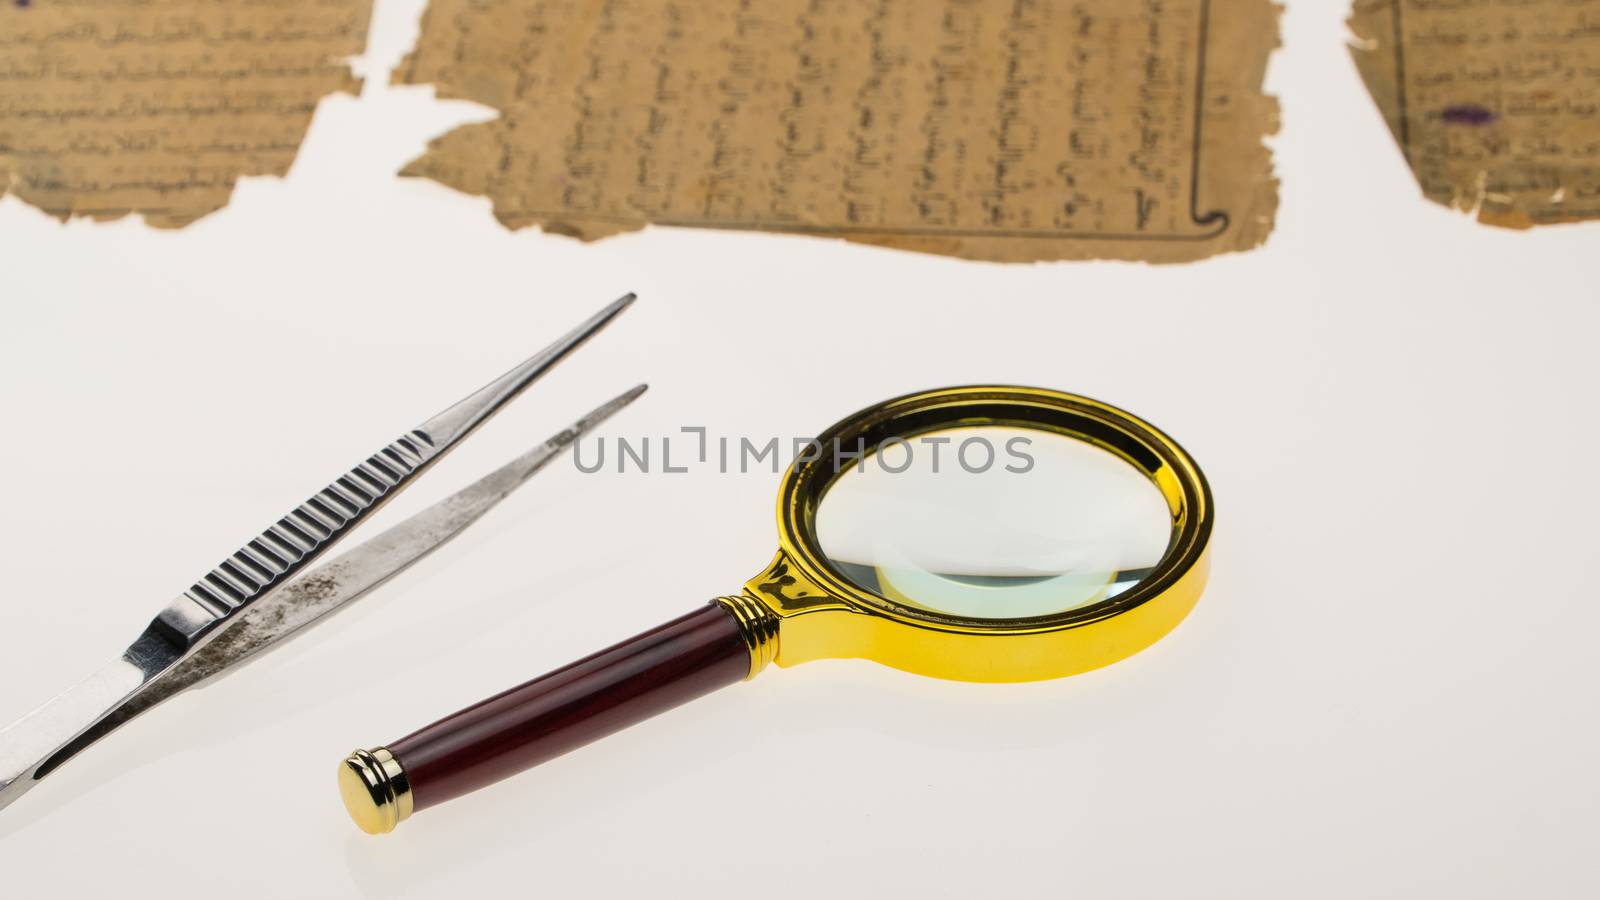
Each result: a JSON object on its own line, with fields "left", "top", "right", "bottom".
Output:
{"left": 815, "top": 426, "right": 1173, "bottom": 620}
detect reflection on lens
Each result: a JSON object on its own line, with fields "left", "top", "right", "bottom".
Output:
{"left": 815, "top": 426, "right": 1172, "bottom": 620}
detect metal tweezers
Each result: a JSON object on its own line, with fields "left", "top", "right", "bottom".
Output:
{"left": 0, "top": 294, "right": 642, "bottom": 814}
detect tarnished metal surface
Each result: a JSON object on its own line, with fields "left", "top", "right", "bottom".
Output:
{"left": 0, "top": 295, "right": 640, "bottom": 814}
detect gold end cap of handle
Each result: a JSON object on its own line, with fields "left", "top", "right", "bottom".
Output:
{"left": 338, "top": 747, "right": 413, "bottom": 834}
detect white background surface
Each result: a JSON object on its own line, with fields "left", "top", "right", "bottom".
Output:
{"left": 1, "top": 2, "right": 1597, "bottom": 896}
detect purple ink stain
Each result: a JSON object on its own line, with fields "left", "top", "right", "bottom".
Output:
{"left": 1441, "top": 104, "right": 1497, "bottom": 126}
{"left": 14, "top": 0, "right": 29, "bottom": 9}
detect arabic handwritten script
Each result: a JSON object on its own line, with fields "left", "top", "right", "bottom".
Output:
{"left": 1350, "top": 0, "right": 1600, "bottom": 227}
{"left": 397, "top": 0, "right": 1280, "bottom": 262}
{"left": 0, "top": 0, "right": 374, "bottom": 226}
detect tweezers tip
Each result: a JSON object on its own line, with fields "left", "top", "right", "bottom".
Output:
{"left": 567, "top": 384, "right": 647, "bottom": 439}
{"left": 569, "top": 293, "right": 636, "bottom": 341}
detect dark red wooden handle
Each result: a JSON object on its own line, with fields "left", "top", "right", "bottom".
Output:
{"left": 387, "top": 602, "right": 749, "bottom": 812}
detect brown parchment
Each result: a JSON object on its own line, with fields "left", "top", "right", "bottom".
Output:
{"left": 396, "top": 0, "right": 1280, "bottom": 263}
{"left": 1349, "top": 0, "right": 1600, "bottom": 228}
{"left": 0, "top": 0, "right": 374, "bottom": 227}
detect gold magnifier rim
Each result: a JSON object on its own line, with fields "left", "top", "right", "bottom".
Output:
{"left": 774, "top": 385, "right": 1212, "bottom": 636}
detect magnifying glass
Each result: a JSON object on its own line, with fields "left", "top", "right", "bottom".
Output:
{"left": 340, "top": 386, "right": 1212, "bottom": 833}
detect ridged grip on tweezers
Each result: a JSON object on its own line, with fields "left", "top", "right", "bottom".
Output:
{"left": 1, "top": 432, "right": 445, "bottom": 812}
{"left": 178, "top": 431, "right": 438, "bottom": 622}
{"left": 152, "top": 291, "right": 635, "bottom": 643}
{"left": 0, "top": 292, "right": 636, "bottom": 815}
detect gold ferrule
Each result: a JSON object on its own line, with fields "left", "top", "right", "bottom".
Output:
{"left": 714, "top": 593, "right": 780, "bottom": 679}
{"left": 338, "top": 747, "right": 413, "bottom": 834}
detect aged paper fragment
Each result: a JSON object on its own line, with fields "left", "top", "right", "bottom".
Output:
{"left": 0, "top": 0, "right": 374, "bottom": 227}
{"left": 396, "top": 0, "right": 1280, "bottom": 263}
{"left": 1349, "top": 0, "right": 1600, "bottom": 228}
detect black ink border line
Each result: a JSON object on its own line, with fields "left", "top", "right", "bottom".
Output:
{"left": 500, "top": 0, "right": 1235, "bottom": 243}
{"left": 1391, "top": 0, "right": 1412, "bottom": 162}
